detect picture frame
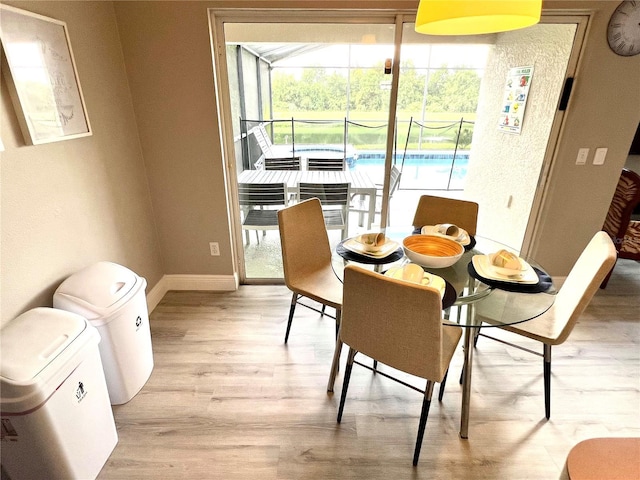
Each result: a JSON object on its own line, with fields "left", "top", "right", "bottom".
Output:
{"left": 0, "top": 5, "right": 91, "bottom": 145}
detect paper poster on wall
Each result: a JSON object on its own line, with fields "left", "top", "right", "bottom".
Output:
{"left": 498, "top": 66, "right": 533, "bottom": 135}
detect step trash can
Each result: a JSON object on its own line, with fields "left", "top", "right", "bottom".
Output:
{"left": 53, "top": 261, "right": 154, "bottom": 405}
{"left": 0, "top": 307, "right": 118, "bottom": 480}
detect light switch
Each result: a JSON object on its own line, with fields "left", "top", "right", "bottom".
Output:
{"left": 576, "top": 148, "right": 589, "bottom": 165}
{"left": 593, "top": 148, "right": 607, "bottom": 165}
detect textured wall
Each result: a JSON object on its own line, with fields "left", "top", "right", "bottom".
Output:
{"left": 465, "top": 24, "right": 576, "bottom": 250}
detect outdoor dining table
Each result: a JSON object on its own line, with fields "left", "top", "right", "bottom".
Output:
{"left": 237, "top": 169, "right": 378, "bottom": 230}
{"left": 328, "top": 229, "right": 558, "bottom": 439}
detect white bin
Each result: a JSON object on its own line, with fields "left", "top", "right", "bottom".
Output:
{"left": 53, "top": 261, "right": 154, "bottom": 405}
{"left": 0, "top": 308, "right": 118, "bottom": 479}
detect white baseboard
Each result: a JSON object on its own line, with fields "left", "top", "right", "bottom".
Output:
{"left": 146, "top": 274, "right": 239, "bottom": 313}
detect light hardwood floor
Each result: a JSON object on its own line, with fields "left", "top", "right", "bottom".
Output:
{"left": 98, "top": 259, "right": 640, "bottom": 479}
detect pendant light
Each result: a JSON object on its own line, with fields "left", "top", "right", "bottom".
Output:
{"left": 415, "top": 0, "right": 542, "bottom": 35}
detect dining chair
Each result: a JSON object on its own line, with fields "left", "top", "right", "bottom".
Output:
{"left": 307, "top": 157, "right": 346, "bottom": 171}
{"left": 600, "top": 168, "right": 640, "bottom": 288}
{"left": 474, "top": 231, "right": 617, "bottom": 419}
{"left": 238, "top": 182, "right": 288, "bottom": 245}
{"left": 411, "top": 194, "right": 479, "bottom": 235}
{"left": 263, "top": 156, "right": 302, "bottom": 171}
{"left": 350, "top": 164, "right": 402, "bottom": 227}
{"left": 277, "top": 198, "right": 343, "bottom": 344}
{"left": 335, "top": 264, "right": 462, "bottom": 466}
{"left": 297, "top": 182, "right": 350, "bottom": 239}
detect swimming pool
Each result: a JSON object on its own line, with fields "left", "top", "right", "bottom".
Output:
{"left": 352, "top": 150, "right": 470, "bottom": 190}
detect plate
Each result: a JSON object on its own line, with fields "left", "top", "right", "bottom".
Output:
{"left": 471, "top": 254, "right": 539, "bottom": 284}
{"left": 342, "top": 237, "right": 399, "bottom": 258}
{"left": 384, "top": 266, "right": 446, "bottom": 297}
{"left": 421, "top": 225, "right": 471, "bottom": 246}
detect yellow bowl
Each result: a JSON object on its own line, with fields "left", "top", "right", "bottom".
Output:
{"left": 402, "top": 234, "right": 464, "bottom": 268}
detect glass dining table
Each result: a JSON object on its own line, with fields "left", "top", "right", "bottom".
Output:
{"left": 328, "top": 228, "right": 558, "bottom": 439}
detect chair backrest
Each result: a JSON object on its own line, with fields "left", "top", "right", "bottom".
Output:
{"left": 341, "top": 265, "right": 449, "bottom": 381}
{"left": 552, "top": 231, "right": 617, "bottom": 344}
{"left": 602, "top": 168, "right": 640, "bottom": 250}
{"left": 253, "top": 124, "right": 274, "bottom": 157}
{"left": 263, "top": 156, "right": 301, "bottom": 171}
{"left": 307, "top": 157, "right": 346, "bottom": 171}
{"left": 389, "top": 165, "right": 402, "bottom": 197}
{"left": 238, "top": 183, "right": 287, "bottom": 207}
{"left": 277, "top": 198, "right": 332, "bottom": 289}
{"left": 298, "top": 182, "right": 350, "bottom": 207}
{"left": 411, "top": 195, "right": 479, "bottom": 236}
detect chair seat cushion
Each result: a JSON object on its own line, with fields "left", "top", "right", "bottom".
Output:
{"left": 567, "top": 437, "right": 640, "bottom": 479}
{"left": 243, "top": 209, "right": 279, "bottom": 228}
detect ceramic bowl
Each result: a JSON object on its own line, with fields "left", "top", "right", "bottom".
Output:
{"left": 402, "top": 234, "right": 464, "bottom": 268}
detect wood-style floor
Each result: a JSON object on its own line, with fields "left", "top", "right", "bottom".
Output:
{"left": 98, "top": 259, "right": 640, "bottom": 479}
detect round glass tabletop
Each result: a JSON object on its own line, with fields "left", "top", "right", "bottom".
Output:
{"left": 332, "top": 229, "right": 558, "bottom": 328}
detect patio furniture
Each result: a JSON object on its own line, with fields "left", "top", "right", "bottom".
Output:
{"left": 238, "top": 182, "right": 288, "bottom": 245}
{"left": 298, "top": 182, "right": 351, "bottom": 239}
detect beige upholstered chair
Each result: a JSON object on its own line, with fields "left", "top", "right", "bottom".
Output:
{"left": 277, "top": 198, "right": 343, "bottom": 343}
{"left": 474, "top": 231, "right": 617, "bottom": 419}
{"left": 411, "top": 194, "right": 479, "bottom": 235}
{"left": 335, "top": 265, "right": 462, "bottom": 466}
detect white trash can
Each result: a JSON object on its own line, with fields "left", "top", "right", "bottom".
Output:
{"left": 0, "top": 307, "right": 118, "bottom": 480}
{"left": 53, "top": 261, "right": 154, "bottom": 405}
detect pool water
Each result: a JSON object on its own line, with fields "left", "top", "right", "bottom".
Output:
{"left": 352, "top": 150, "right": 470, "bottom": 190}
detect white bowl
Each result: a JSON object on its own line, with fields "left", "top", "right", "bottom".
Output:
{"left": 403, "top": 235, "right": 464, "bottom": 268}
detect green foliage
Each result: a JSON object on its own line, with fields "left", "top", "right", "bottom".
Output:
{"left": 271, "top": 61, "right": 481, "bottom": 117}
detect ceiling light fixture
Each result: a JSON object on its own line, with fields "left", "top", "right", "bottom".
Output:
{"left": 415, "top": 0, "right": 542, "bottom": 36}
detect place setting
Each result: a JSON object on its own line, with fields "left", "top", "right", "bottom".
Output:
{"left": 413, "top": 223, "right": 477, "bottom": 250}
{"left": 383, "top": 262, "right": 458, "bottom": 309}
{"left": 336, "top": 231, "right": 404, "bottom": 264}
{"left": 468, "top": 248, "right": 553, "bottom": 293}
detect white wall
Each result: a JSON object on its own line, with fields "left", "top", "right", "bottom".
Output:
{"left": 465, "top": 23, "right": 576, "bottom": 250}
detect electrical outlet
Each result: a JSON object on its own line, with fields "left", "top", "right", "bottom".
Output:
{"left": 209, "top": 242, "right": 220, "bottom": 256}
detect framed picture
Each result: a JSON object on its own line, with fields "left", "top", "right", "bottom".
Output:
{"left": 0, "top": 5, "right": 91, "bottom": 145}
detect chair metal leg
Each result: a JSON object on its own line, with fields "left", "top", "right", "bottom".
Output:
{"left": 284, "top": 293, "right": 298, "bottom": 344}
{"left": 413, "top": 380, "right": 435, "bottom": 466}
{"left": 337, "top": 348, "right": 357, "bottom": 423}
{"left": 335, "top": 308, "right": 341, "bottom": 340}
{"left": 438, "top": 369, "right": 449, "bottom": 401}
{"left": 327, "top": 335, "right": 343, "bottom": 393}
{"left": 544, "top": 344, "right": 552, "bottom": 420}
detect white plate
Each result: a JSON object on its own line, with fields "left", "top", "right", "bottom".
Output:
{"left": 472, "top": 255, "right": 539, "bottom": 284}
{"left": 384, "top": 266, "right": 446, "bottom": 297}
{"left": 421, "top": 225, "right": 471, "bottom": 246}
{"left": 342, "top": 237, "right": 399, "bottom": 258}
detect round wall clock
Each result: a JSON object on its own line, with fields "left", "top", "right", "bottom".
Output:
{"left": 607, "top": 0, "right": 640, "bottom": 56}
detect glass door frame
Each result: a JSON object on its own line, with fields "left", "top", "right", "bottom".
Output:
{"left": 209, "top": 9, "right": 411, "bottom": 283}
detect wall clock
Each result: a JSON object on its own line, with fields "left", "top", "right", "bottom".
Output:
{"left": 607, "top": 0, "right": 640, "bottom": 56}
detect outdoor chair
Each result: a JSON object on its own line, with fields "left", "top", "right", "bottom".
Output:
{"left": 307, "top": 157, "right": 346, "bottom": 171}
{"left": 350, "top": 164, "right": 401, "bottom": 227}
{"left": 238, "top": 182, "right": 287, "bottom": 245}
{"left": 297, "top": 182, "right": 350, "bottom": 239}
